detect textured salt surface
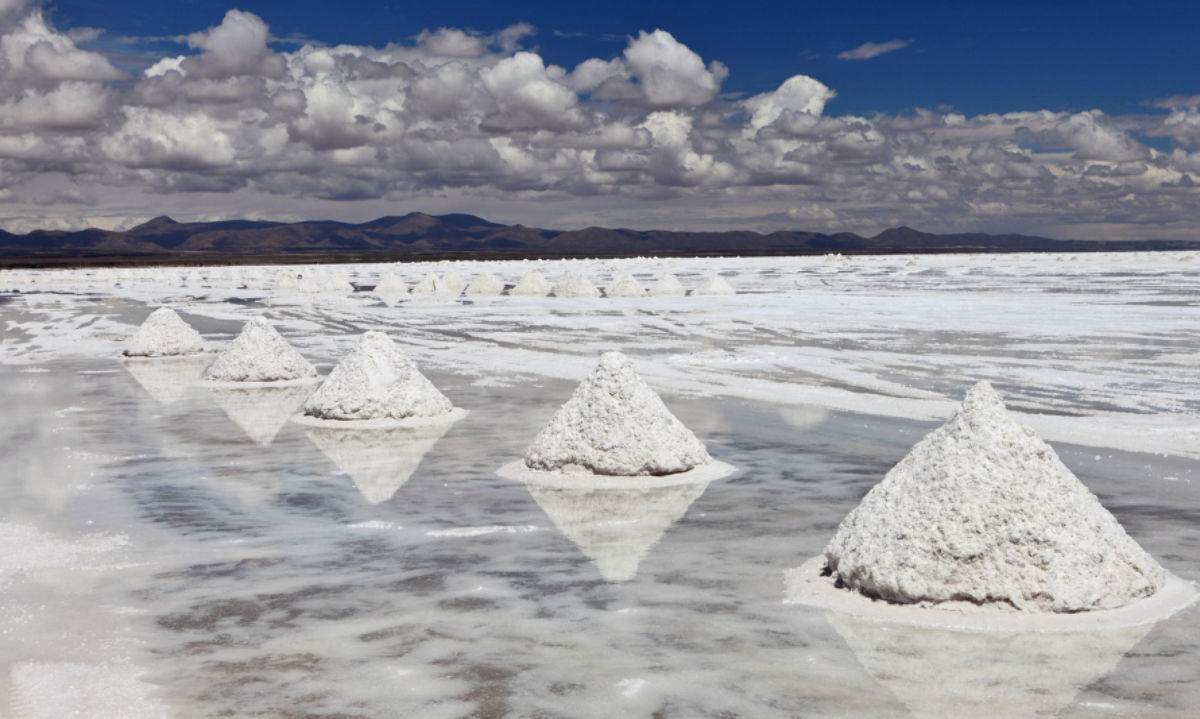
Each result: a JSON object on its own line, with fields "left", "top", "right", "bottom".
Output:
{"left": 605, "top": 272, "right": 645, "bottom": 298}
{"left": 552, "top": 271, "right": 601, "bottom": 298}
{"left": 522, "top": 351, "right": 713, "bottom": 476}
{"left": 302, "top": 331, "right": 455, "bottom": 421}
{"left": 122, "top": 307, "right": 205, "bottom": 357}
{"left": 202, "top": 318, "right": 317, "bottom": 383}
{"left": 10, "top": 660, "right": 170, "bottom": 719}
{"left": 823, "top": 381, "right": 1167, "bottom": 612}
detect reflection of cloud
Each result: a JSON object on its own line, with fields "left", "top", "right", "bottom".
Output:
{"left": 305, "top": 422, "right": 453, "bottom": 504}
{"left": 208, "top": 383, "right": 312, "bottom": 445}
{"left": 824, "top": 610, "right": 1152, "bottom": 719}
{"left": 525, "top": 480, "right": 709, "bottom": 582}
{"left": 122, "top": 355, "right": 211, "bottom": 405}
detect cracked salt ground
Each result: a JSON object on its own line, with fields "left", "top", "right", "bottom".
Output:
{"left": 1, "top": 344, "right": 1198, "bottom": 717}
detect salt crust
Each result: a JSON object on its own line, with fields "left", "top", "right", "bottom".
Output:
{"left": 202, "top": 317, "right": 317, "bottom": 383}
{"left": 521, "top": 351, "right": 716, "bottom": 476}
{"left": 786, "top": 555, "right": 1198, "bottom": 633}
{"left": 552, "top": 271, "right": 601, "bottom": 298}
{"left": 511, "top": 269, "right": 551, "bottom": 296}
{"left": 300, "top": 331, "right": 457, "bottom": 421}
{"left": 822, "top": 381, "right": 1169, "bottom": 613}
{"left": 693, "top": 274, "right": 736, "bottom": 295}
{"left": 649, "top": 273, "right": 686, "bottom": 296}
{"left": 605, "top": 272, "right": 645, "bottom": 297}
{"left": 122, "top": 307, "right": 206, "bottom": 357}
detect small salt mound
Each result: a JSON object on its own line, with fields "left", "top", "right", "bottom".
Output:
{"left": 524, "top": 351, "right": 711, "bottom": 476}
{"left": 374, "top": 272, "right": 408, "bottom": 294}
{"left": 605, "top": 272, "right": 645, "bottom": 298}
{"left": 648, "top": 273, "right": 686, "bottom": 297}
{"left": 439, "top": 270, "right": 467, "bottom": 296}
{"left": 693, "top": 274, "right": 736, "bottom": 296}
{"left": 302, "top": 331, "right": 454, "bottom": 421}
{"left": 552, "top": 271, "right": 601, "bottom": 298}
{"left": 464, "top": 272, "right": 504, "bottom": 296}
{"left": 123, "top": 307, "right": 206, "bottom": 357}
{"left": 296, "top": 274, "right": 322, "bottom": 294}
{"left": 511, "top": 269, "right": 551, "bottom": 296}
{"left": 324, "top": 275, "right": 355, "bottom": 294}
{"left": 272, "top": 270, "right": 298, "bottom": 292}
{"left": 202, "top": 317, "right": 317, "bottom": 383}
{"left": 410, "top": 272, "right": 439, "bottom": 296}
{"left": 824, "top": 381, "right": 1166, "bottom": 612}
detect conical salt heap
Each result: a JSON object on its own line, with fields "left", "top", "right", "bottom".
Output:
{"left": 693, "top": 274, "right": 736, "bottom": 296}
{"left": 824, "top": 381, "right": 1166, "bottom": 612}
{"left": 374, "top": 271, "right": 408, "bottom": 295}
{"left": 649, "top": 273, "right": 686, "bottom": 297}
{"left": 464, "top": 272, "right": 504, "bottom": 296}
{"left": 302, "top": 331, "right": 454, "bottom": 421}
{"left": 124, "top": 308, "right": 206, "bottom": 357}
{"left": 439, "top": 270, "right": 466, "bottom": 296}
{"left": 552, "top": 271, "right": 601, "bottom": 298}
{"left": 524, "top": 352, "right": 711, "bottom": 476}
{"left": 202, "top": 317, "right": 317, "bottom": 383}
{"left": 410, "top": 272, "right": 439, "bottom": 296}
{"left": 605, "top": 272, "right": 645, "bottom": 298}
{"left": 511, "top": 269, "right": 551, "bottom": 296}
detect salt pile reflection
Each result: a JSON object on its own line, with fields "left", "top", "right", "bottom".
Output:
{"left": 208, "top": 383, "right": 313, "bottom": 445}
{"left": 524, "top": 479, "right": 710, "bottom": 582}
{"left": 305, "top": 422, "right": 454, "bottom": 504}
{"left": 122, "top": 355, "right": 211, "bottom": 405}
{"left": 823, "top": 610, "right": 1153, "bottom": 719}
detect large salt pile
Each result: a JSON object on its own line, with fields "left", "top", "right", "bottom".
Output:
{"left": 511, "top": 352, "right": 721, "bottom": 477}
{"left": 605, "top": 272, "right": 645, "bottom": 298}
{"left": 693, "top": 274, "right": 736, "bottom": 296}
{"left": 202, "top": 317, "right": 317, "bottom": 383}
{"left": 822, "top": 381, "right": 1166, "bottom": 613}
{"left": 464, "top": 272, "right": 504, "bottom": 296}
{"left": 123, "top": 307, "right": 206, "bottom": 357}
{"left": 300, "top": 331, "right": 458, "bottom": 422}
{"left": 551, "top": 271, "right": 601, "bottom": 298}
{"left": 649, "top": 273, "right": 686, "bottom": 297}
{"left": 511, "top": 269, "right": 551, "bottom": 296}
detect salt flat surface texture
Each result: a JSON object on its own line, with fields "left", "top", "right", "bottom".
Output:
{"left": 824, "top": 381, "right": 1166, "bottom": 612}
{"left": 301, "top": 331, "right": 457, "bottom": 422}
{"left": 202, "top": 317, "right": 317, "bottom": 383}
{"left": 522, "top": 351, "right": 712, "bottom": 476}
{"left": 122, "top": 308, "right": 205, "bottom": 357}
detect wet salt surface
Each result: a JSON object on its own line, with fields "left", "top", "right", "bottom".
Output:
{"left": 2, "top": 253, "right": 1199, "bottom": 717}
{"left": 1, "top": 348, "right": 1197, "bottom": 717}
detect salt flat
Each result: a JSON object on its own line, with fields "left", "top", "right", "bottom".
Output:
{"left": 0, "top": 252, "right": 1197, "bottom": 717}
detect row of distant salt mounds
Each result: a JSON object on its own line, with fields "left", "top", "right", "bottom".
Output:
{"left": 367, "top": 269, "right": 735, "bottom": 298}
{"left": 787, "top": 380, "right": 1197, "bottom": 631}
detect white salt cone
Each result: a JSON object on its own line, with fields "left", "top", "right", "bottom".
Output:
{"left": 123, "top": 307, "right": 206, "bottom": 357}
{"left": 302, "top": 331, "right": 454, "bottom": 421}
{"left": 203, "top": 318, "right": 317, "bottom": 383}
{"left": 523, "top": 351, "right": 711, "bottom": 476}
{"left": 824, "top": 381, "right": 1167, "bottom": 612}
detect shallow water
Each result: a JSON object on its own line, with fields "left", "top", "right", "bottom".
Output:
{"left": 1, "top": 347, "right": 1197, "bottom": 717}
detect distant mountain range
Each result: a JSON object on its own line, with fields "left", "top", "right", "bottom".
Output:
{"left": 3, "top": 212, "right": 1198, "bottom": 266}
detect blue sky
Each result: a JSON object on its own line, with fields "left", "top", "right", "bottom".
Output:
{"left": 3, "top": 0, "right": 1200, "bottom": 239}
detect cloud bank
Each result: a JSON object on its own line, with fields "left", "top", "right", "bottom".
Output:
{"left": 1, "top": 5, "right": 1198, "bottom": 240}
